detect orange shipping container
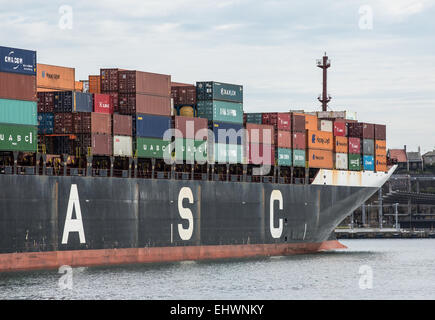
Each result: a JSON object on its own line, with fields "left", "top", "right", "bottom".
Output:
{"left": 89, "top": 75, "right": 101, "bottom": 94}
{"left": 37, "top": 63, "right": 75, "bottom": 91}
{"left": 307, "top": 130, "right": 333, "bottom": 151}
{"left": 308, "top": 149, "right": 333, "bottom": 169}
{"left": 375, "top": 140, "right": 387, "bottom": 156}
{"left": 304, "top": 114, "right": 318, "bottom": 131}
{"left": 375, "top": 154, "right": 387, "bottom": 172}
{"left": 334, "top": 136, "right": 348, "bottom": 153}
{"left": 75, "top": 81, "right": 83, "bottom": 92}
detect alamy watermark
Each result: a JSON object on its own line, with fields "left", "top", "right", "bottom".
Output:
{"left": 59, "top": 5, "right": 73, "bottom": 30}
{"left": 359, "top": 265, "right": 373, "bottom": 290}
{"left": 359, "top": 5, "right": 373, "bottom": 30}
{"left": 58, "top": 265, "right": 73, "bottom": 290}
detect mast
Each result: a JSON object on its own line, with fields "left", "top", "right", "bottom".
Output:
{"left": 317, "top": 53, "right": 331, "bottom": 112}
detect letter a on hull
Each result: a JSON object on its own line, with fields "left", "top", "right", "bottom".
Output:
{"left": 62, "top": 184, "right": 86, "bottom": 244}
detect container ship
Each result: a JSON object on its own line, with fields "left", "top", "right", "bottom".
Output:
{"left": 0, "top": 46, "right": 395, "bottom": 272}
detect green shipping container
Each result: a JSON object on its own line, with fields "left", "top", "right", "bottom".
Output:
{"left": 196, "top": 81, "right": 243, "bottom": 103}
{"left": 210, "top": 143, "right": 245, "bottom": 164}
{"left": 349, "top": 153, "right": 362, "bottom": 171}
{"left": 293, "top": 149, "right": 306, "bottom": 167}
{"left": 197, "top": 100, "right": 243, "bottom": 124}
{"left": 174, "top": 138, "right": 208, "bottom": 162}
{"left": 0, "top": 124, "right": 37, "bottom": 152}
{"left": 136, "top": 137, "right": 171, "bottom": 159}
{"left": 0, "top": 99, "right": 37, "bottom": 126}
{"left": 245, "top": 113, "right": 263, "bottom": 124}
{"left": 276, "top": 148, "right": 292, "bottom": 166}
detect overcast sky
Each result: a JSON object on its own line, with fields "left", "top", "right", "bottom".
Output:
{"left": 2, "top": 0, "right": 435, "bottom": 153}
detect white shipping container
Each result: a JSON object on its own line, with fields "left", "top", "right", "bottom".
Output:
{"left": 113, "top": 135, "right": 132, "bottom": 157}
{"left": 335, "top": 153, "right": 348, "bottom": 170}
{"left": 320, "top": 120, "right": 333, "bottom": 132}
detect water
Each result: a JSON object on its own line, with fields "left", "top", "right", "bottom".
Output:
{"left": 0, "top": 239, "right": 434, "bottom": 300}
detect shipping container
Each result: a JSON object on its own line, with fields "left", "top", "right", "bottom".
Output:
{"left": 0, "top": 98, "right": 37, "bottom": 125}
{"left": 211, "top": 143, "right": 245, "bottom": 164}
{"left": 362, "top": 139, "right": 375, "bottom": 155}
{"left": 171, "top": 86, "right": 196, "bottom": 105}
{"left": 88, "top": 75, "right": 101, "bottom": 94}
{"left": 91, "top": 113, "right": 112, "bottom": 135}
{"left": 292, "top": 132, "right": 306, "bottom": 150}
{"left": 262, "top": 113, "right": 291, "bottom": 131}
{"left": 291, "top": 113, "right": 306, "bottom": 132}
{"left": 53, "top": 91, "right": 93, "bottom": 113}
{"left": 210, "top": 121, "right": 244, "bottom": 145}
{"left": 136, "top": 137, "right": 171, "bottom": 159}
{"left": 375, "top": 155, "right": 387, "bottom": 172}
{"left": 175, "top": 116, "right": 208, "bottom": 141}
{"left": 335, "top": 153, "right": 348, "bottom": 170}
{"left": 333, "top": 121, "right": 346, "bottom": 137}
{"left": 113, "top": 135, "right": 133, "bottom": 157}
{"left": 105, "top": 92, "right": 119, "bottom": 113}
{"left": 307, "top": 149, "right": 333, "bottom": 169}
{"left": 319, "top": 120, "right": 333, "bottom": 132}
{"left": 100, "top": 68, "right": 123, "bottom": 92}
{"left": 348, "top": 154, "right": 361, "bottom": 171}
{"left": 93, "top": 93, "right": 113, "bottom": 114}
{"left": 276, "top": 148, "right": 292, "bottom": 166}
{"left": 304, "top": 114, "right": 318, "bottom": 131}
{"left": 113, "top": 114, "right": 132, "bottom": 136}
{"left": 275, "top": 130, "right": 291, "bottom": 149}
{"left": 80, "top": 80, "right": 89, "bottom": 93}
{"left": 246, "top": 143, "right": 275, "bottom": 166}
{"left": 134, "top": 114, "right": 172, "bottom": 139}
{"left": 348, "top": 122, "right": 375, "bottom": 139}
{"left": 0, "top": 46, "right": 36, "bottom": 76}
{"left": 118, "top": 70, "right": 171, "bottom": 96}
{"left": 37, "top": 64, "right": 75, "bottom": 91}
{"left": 174, "top": 138, "right": 208, "bottom": 162}
{"left": 37, "top": 92, "right": 55, "bottom": 113}
{"left": 0, "top": 124, "right": 37, "bottom": 152}
{"left": 334, "top": 136, "right": 348, "bottom": 154}
{"left": 196, "top": 81, "right": 243, "bottom": 103}
{"left": 72, "top": 133, "right": 112, "bottom": 156}
{"left": 197, "top": 100, "right": 243, "bottom": 124}
{"left": 307, "top": 130, "right": 333, "bottom": 151}
{"left": 75, "top": 81, "right": 83, "bottom": 92}
{"left": 363, "top": 155, "right": 375, "bottom": 171}
{"left": 293, "top": 149, "right": 306, "bottom": 167}
{"left": 246, "top": 123, "right": 274, "bottom": 145}
{"left": 0, "top": 72, "right": 36, "bottom": 101}
{"left": 374, "top": 124, "right": 386, "bottom": 140}
{"left": 244, "top": 113, "right": 263, "bottom": 124}
{"left": 37, "top": 113, "right": 54, "bottom": 134}
{"left": 54, "top": 113, "right": 74, "bottom": 134}
{"left": 348, "top": 137, "right": 361, "bottom": 154}
{"left": 118, "top": 93, "right": 171, "bottom": 116}
{"left": 375, "top": 140, "right": 387, "bottom": 156}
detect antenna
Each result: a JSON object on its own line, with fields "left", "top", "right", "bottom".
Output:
{"left": 317, "top": 53, "right": 331, "bottom": 112}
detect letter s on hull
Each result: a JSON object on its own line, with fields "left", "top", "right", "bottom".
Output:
{"left": 178, "top": 187, "right": 194, "bottom": 241}
{"left": 270, "top": 190, "right": 283, "bottom": 239}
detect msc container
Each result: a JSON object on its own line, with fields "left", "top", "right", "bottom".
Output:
{"left": 363, "top": 155, "right": 375, "bottom": 171}
{"left": 374, "top": 124, "right": 386, "bottom": 140}
{"left": 118, "top": 93, "right": 171, "bottom": 116}
{"left": 134, "top": 114, "right": 172, "bottom": 138}
{"left": 136, "top": 137, "right": 171, "bottom": 159}
{"left": 171, "top": 86, "right": 196, "bottom": 105}
{"left": 175, "top": 116, "right": 208, "bottom": 141}
{"left": 118, "top": 70, "right": 171, "bottom": 96}
{"left": 275, "top": 130, "right": 291, "bottom": 149}
{"left": 0, "top": 124, "right": 37, "bottom": 152}
{"left": 0, "top": 72, "right": 36, "bottom": 101}
{"left": 375, "top": 140, "right": 387, "bottom": 156}
{"left": 307, "top": 149, "right": 333, "bottom": 169}
{"left": 113, "top": 135, "right": 133, "bottom": 157}
{"left": 307, "top": 130, "right": 333, "bottom": 151}
{"left": 293, "top": 149, "right": 306, "bottom": 167}
{"left": 196, "top": 81, "right": 243, "bottom": 103}
{"left": 210, "top": 121, "right": 244, "bottom": 145}
{"left": 276, "top": 148, "right": 292, "bottom": 166}
{"left": 246, "top": 143, "right": 275, "bottom": 166}
{"left": 262, "top": 113, "right": 291, "bottom": 131}
{"left": 246, "top": 123, "right": 274, "bottom": 145}
{"left": 88, "top": 75, "right": 101, "bottom": 94}
{"left": 335, "top": 153, "right": 348, "bottom": 170}
{"left": 334, "top": 136, "right": 348, "bottom": 154}
{"left": 37, "top": 113, "right": 54, "bottom": 134}
{"left": 93, "top": 93, "right": 113, "bottom": 114}
{"left": 348, "top": 137, "right": 361, "bottom": 154}
{"left": 0, "top": 46, "right": 36, "bottom": 76}
{"left": 91, "top": 113, "right": 112, "bottom": 135}
{"left": 375, "top": 155, "right": 387, "bottom": 172}
{"left": 348, "top": 123, "right": 375, "bottom": 139}
{"left": 100, "top": 68, "right": 123, "bottom": 92}
{"left": 319, "top": 120, "right": 333, "bottom": 132}
{"left": 113, "top": 114, "right": 132, "bottom": 136}
{"left": 211, "top": 143, "right": 245, "bottom": 164}
{"left": 0, "top": 99, "right": 37, "bottom": 125}
{"left": 37, "top": 64, "right": 75, "bottom": 91}
{"left": 174, "top": 138, "right": 208, "bottom": 162}
{"left": 292, "top": 132, "right": 306, "bottom": 150}
{"left": 348, "top": 154, "right": 362, "bottom": 171}
{"left": 245, "top": 113, "right": 263, "bottom": 124}
{"left": 197, "top": 100, "right": 243, "bottom": 124}
{"left": 362, "top": 139, "right": 375, "bottom": 155}
{"left": 291, "top": 113, "right": 306, "bottom": 132}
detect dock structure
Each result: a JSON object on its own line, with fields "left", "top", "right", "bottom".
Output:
{"left": 335, "top": 228, "right": 435, "bottom": 239}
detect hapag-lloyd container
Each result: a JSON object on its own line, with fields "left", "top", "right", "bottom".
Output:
{"left": 118, "top": 70, "right": 171, "bottom": 96}
{"left": 276, "top": 148, "right": 292, "bottom": 166}
{"left": 136, "top": 137, "right": 171, "bottom": 159}
{"left": 118, "top": 93, "right": 171, "bottom": 116}
{"left": 334, "top": 136, "right": 348, "bottom": 153}
{"left": 210, "top": 121, "right": 244, "bottom": 145}
{"left": 0, "top": 124, "right": 37, "bottom": 152}
{"left": 276, "top": 131, "right": 291, "bottom": 149}
{"left": 363, "top": 155, "right": 375, "bottom": 171}
{"left": 293, "top": 149, "right": 306, "bottom": 167}
{"left": 37, "top": 64, "right": 75, "bottom": 91}
{"left": 113, "top": 114, "right": 132, "bottom": 136}
{"left": 91, "top": 113, "right": 112, "bottom": 135}
{"left": 0, "top": 72, "right": 36, "bottom": 101}
{"left": 348, "top": 154, "right": 362, "bottom": 171}
{"left": 93, "top": 93, "right": 113, "bottom": 114}
{"left": 375, "top": 155, "right": 387, "bottom": 172}
{"left": 375, "top": 140, "right": 387, "bottom": 156}
{"left": 308, "top": 149, "right": 333, "bottom": 169}
{"left": 174, "top": 138, "right": 208, "bottom": 162}
{"left": 196, "top": 81, "right": 243, "bottom": 103}
{"left": 307, "top": 130, "right": 333, "bottom": 151}
{"left": 292, "top": 132, "right": 306, "bottom": 150}
{"left": 113, "top": 135, "right": 133, "bottom": 157}
{"left": 0, "top": 46, "right": 36, "bottom": 76}
{"left": 197, "top": 100, "right": 243, "bottom": 124}
{"left": 175, "top": 116, "right": 208, "bottom": 141}
{"left": 246, "top": 123, "right": 274, "bottom": 145}
{"left": 0, "top": 99, "right": 37, "bottom": 125}
{"left": 246, "top": 143, "right": 275, "bottom": 166}
{"left": 348, "top": 137, "right": 361, "bottom": 154}
{"left": 335, "top": 153, "right": 348, "bottom": 170}
{"left": 135, "top": 114, "right": 172, "bottom": 138}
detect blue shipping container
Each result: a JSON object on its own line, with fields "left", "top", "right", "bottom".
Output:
{"left": 0, "top": 46, "right": 36, "bottom": 76}
{"left": 38, "top": 112, "right": 54, "bottom": 134}
{"left": 363, "top": 155, "right": 375, "bottom": 171}
{"left": 135, "top": 114, "right": 172, "bottom": 139}
{"left": 210, "top": 121, "right": 244, "bottom": 145}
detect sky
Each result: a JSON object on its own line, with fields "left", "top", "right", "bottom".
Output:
{"left": 2, "top": 0, "right": 435, "bottom": 153}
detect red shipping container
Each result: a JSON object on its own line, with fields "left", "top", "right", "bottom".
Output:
{"left": 0, "top": 72, "right": 36, "bottom": 101}
{"left": 100, "top": 68, "right": 124, "bottom": 92}
{"left": 374, "top": 124, "right": 386, "bottom": 140}
{"left": 246, "top": 143, "right": 275, "bottom": 166}
{"left": 118, "top": 70, "right": 171, "bottom": 96}
{"left": 118, "top": 93, "right": 171, "bottom": 116}
{"left": 91, "top": 113, "right": 112, "bottom": 135}
{"left": 275, "top": 131, "right": 291, "bottom": 148}
{"left": 291, "top": 113, "right": 305, "bottom": 132}
{"left": 171, "top": 86, "right": 196, "bottom": 105}
{"left": 349, "top": 137, "right": 361, "bottom": 154}
{"left": 333, "top": 121, "right": 346, "bottom": 137}
{"left": 174, "top": 116, "right": 208, "bottom": 140}
{"left": 263, "top": 113, "right": 291, "bottom": 131}
{"left": 113, "top": 114, "right": 132, "bottom": 136}
{"left": 246, "top": 123, "right": 274, "bottom": 145}
{"left": 93, "top": 93, "right": 113, "bottom": 114}
{"left": 92, "top": 134, "right": 112, "bottom": 156}
{"left": 292, "top": 132, "right": 306, "bottom": 149}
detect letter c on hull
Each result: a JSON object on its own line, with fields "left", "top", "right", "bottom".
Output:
{"left": 270, "top": 190, "right": 283, "bottom": 239}
{"left": 178, "top": 187, "right": 194, "bottom": 241}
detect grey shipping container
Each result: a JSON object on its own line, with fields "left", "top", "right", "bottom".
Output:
{"left": 362, "top": 139, "right": 375, "bottom": 155}
{"left": 0, "top": 72, "right": 36, "bottom": 101}
{"left": 196, "top": 81, "right": 243, "bottom": 103}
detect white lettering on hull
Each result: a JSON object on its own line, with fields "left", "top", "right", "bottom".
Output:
{"left": 270, "top": 190, "right": 283, "bottom": 239}
{"left": 62, "top": 184, "right": 86, "bottom": 244}
{"left": 178, "top": 187, "right": 194, "bottom": 241}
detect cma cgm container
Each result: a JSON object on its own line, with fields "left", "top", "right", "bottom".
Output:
{"left": 246, "top": 143, "right": 275, "bottom": 166}
{"left": 197, "top": 100, "right": 243, "bottom": 124}
{"left": 262, "top": 113, "right": 291, "bottom": 131}
{"left": 349, "top": 154, "right": 362, "bottom": 171}
{"left": 174, "top": 138, "right": 208, "bottom": 162}
{"left": 246, "top": 123, "right": 274, "bottom": 145}
{"left": 276, "top": 148, "right": 292, "bottom": 166}
{"left": 0, "top": 124, "right": 37, "bottom": 152}
{"left": 211, "top": 121, "right": 244, "bottom": 145}
{"left": 113, "top": 135, "right": 133, "bottom": 157}
{"left": 212, "top": 143, "right": 245, "bottom": 164}
{"left": 308, "top": 149, "right": 333, "bottom": 169}
{"left": 0, "top": 72, "right": 36, "bottom": 101}
{"left": 135, "top": 114, "right": 171, "bottom": 139}
{"left": 93, "top": 93, "right": 113, "bottom": 114}
{"left": 118, "top": 93, "right": 171, "bottom": 116}
{"left": 196, "top": 82, "right": 243, "bottom": 103}
{"left": 113, "top": 114, "right": 132, "bottom": 136}
{"left": 37, "top": 64, "right": 75, "bottom": 91}
{"left": 363, "top": 155, "right": 375, "bottom": 171}
{"left": 293, "top": 149, "right": 306, "bottom": 167}
{"left": 0, "top": 99, "right": 37, "bottom": 125}
{"left": 307, "top": 130, "right": 333, "bottom": 151}
{"left": 0, "top": 46, "right": 36, "bottom": 75}
{"left": 136, "top": 137, "right": 171, "bottom": 159}
{"left": 175, "top": 116, "right": 208, "bottom": 141}
{"left": 118, "top": 70, "right": 171, "bottom": 96}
